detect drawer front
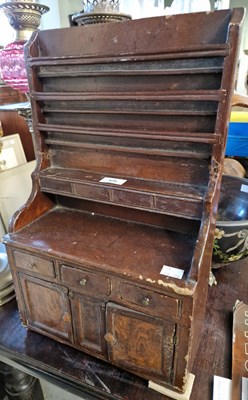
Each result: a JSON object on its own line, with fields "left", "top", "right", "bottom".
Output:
{"left": 119, "top": 282, "right": 179, "bottom": 319}
{"left": 61, "top": 265, "right": 110, "bottom": 297}
{"left": 111, "top": 189, "right": 153, "bottom": 209}
{"left": 13, "top": 251, "right": 55, "bottom": 278}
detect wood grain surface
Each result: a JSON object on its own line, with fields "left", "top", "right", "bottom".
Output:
{"left": 0, "top": 258, "right": 247, "bottom": 400}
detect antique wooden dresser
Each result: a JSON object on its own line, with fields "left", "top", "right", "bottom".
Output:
{"left": 4, "top": 9, "right": 244, "bottom": 394}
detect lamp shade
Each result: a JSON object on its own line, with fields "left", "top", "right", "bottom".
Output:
{"left": 0, "top": 41, "right": 29, "bottom": 93}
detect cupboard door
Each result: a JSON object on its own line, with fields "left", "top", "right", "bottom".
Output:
{"left": 105, "top": 303, "right": 176, "bottom": 383}
{"left": 18, "top": 273, "right": 73, "bottom": 343}
{"left": 70, "top": 293, "right": 106, "bottom": 356}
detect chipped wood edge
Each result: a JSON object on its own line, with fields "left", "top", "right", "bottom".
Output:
{"left": 148, "top": 374, "right": 195, "bottom": 400}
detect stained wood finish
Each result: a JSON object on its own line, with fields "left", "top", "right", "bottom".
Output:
{"left": 3, "top": 9, "right": 244, "bottom": 394}
{"left": 105, "top": 303, "right": 176, "bottom": 383}
{"left": 0, "top": 258, "right": 247, "bottom": 400}
{"left": 18, "top": 274, "right": 73, "bottom": 343}
{"left": 71, "top": 294, "right": 107, "bottom": 356}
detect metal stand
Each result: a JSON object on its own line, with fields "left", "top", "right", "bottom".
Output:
{"left": 0, "top": 362, "right": 44, "bottom": 400}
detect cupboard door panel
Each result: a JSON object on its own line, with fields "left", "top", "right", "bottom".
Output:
{"left": 18, "top": 273, "right": 73, "bottom": 343}
{"left": 105, "top": 303, "right": 176, "bottom": 382}
{"left": 71, "top": 294, "right": 106, "bottom": 356}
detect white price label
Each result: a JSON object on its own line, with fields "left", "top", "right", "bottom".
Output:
{"left": 100, "top": 177, "right": 127, "bottom": 186}
{"left": 160, "top": 265, "right": 184, "bottom": 279}
{"left": 213, "top": 376, "right": 232, "bottom": 400}
{"left": 242, "top": 377, "right": 248, "bottom": 400}
{"left": 241, "top": 184, "right": 248, "bottom": 194}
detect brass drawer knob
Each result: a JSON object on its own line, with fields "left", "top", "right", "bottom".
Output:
{"left": 62, "top": 312, "right": 71, "bottom": 323}
{"left": 142, "top": 296, "right": 150, "bottom": 306}
{"left": 79, "top": 279, "right": 87, "bottom": 286}
{"left": 28, "top": 263, "right": 37, "bottom": 270}
{"left": 104, "top": 333, "right": 117, "bottom": 346}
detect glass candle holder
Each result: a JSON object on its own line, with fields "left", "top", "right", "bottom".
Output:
{"left": 82, "top": 0, "right": 120, "bottom": 13}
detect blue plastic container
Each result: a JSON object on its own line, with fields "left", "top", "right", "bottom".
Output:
{"left": 225, "top": 122, "right": 248, "bottom": 156}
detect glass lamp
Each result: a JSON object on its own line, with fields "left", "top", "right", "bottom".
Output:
{"left": 0, "top": 0, "right": 49, "bottom": 94}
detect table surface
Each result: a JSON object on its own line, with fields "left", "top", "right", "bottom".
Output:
{"left": 0, "top": 258, "right": 247, "bottom": 400}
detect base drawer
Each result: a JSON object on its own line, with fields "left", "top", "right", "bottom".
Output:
{"left": 61, "top": 265, "right": 110, "bottom": 297}
{"left": 119, "top": 282, "right": 179, "bottom": 319}
{"left": 13, "top": 250, "right": 55, "bottom": 278}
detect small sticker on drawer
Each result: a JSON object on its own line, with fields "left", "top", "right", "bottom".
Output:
{"left": 241, "top": 184, "right": 248, "bottom": 193}
{"left": 160, "top": 265, "right": 184, "bottom": 279}
{"left": 100, "top": 177, "right": 127, "bottom": 185}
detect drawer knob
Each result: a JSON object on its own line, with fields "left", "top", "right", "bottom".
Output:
{"left": 142, "top": 296, "right": 150, "bottom": 306}
{"left": 28, "top": 263, "right": 37, "bottom": 270}
{"left": 63, "top": 312, "right": 71, "bottom": 323}
{"left": 79, "top": 279, "right": 87, "bottom": 286}
{"left": 104, "top": 333, "right": 117, "bottom": 346}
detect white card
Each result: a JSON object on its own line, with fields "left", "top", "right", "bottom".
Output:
{"left": 160, "top": 265, "right": 184, "bottom": 279}
{"left": 241, "top": 184, "right": 248, "bottom": 194}
{"left": 242, "top": 377, "right": 248, "bottom": 400}
{"left": 100, "top": 177, "right": 127, "bottom": 185}
{"left": 213, "top": 376, "right": 232, "bottom": 400}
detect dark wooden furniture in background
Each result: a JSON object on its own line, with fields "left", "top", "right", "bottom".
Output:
{"left": 0, "top": 84, "right": 26, "bottom": 106}
{"left": 3, "top": 9, "right": 244, "bottom": 395}
{"left": 0, "top": 84, "right": 34, "bottom": 161}
{"left": 0, "top": 258, "right": 247, "bottom": 400}
{"left": 0, "top": 105, "right": 35, "bottom": 162}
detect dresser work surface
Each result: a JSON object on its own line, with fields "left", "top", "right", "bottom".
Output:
{"left": 4, "top": 8, "right": 244, "bottom": 395}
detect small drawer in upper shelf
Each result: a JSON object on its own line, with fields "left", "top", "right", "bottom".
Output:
{"left": 61, "top": 265, "right": 111, "bottom": 297}
{"left": 119, "top": 282, "right": 179, "bottom": 319}
{"left": 13, "top": 250, "right": 55, "bottom": 278}
{"left": 38, "top": 168, "right": 205, "bottom": 219}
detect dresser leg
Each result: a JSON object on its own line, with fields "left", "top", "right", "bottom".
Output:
{"left": 0, "top": 362, "right": 44, "bottom": 400}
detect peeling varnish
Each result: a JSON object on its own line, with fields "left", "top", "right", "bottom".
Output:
{"left": 157, "top": 279, "right": 193, "bottom": 295}
{"left": 181, "top": 354, "right": 190, "bottom": 391}
{"left": 37, "top": 151, "right": 52, "bottom": 160}
{"left": 141, "top": 277, "right": 193, "bottom": 295}
{"left": 210, "top": 157, "right": 221, "bottom": 179}
{"left": 146, "top": 278, "right": 156, "bottom": 284}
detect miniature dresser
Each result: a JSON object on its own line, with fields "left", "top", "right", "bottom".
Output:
{"left": 4, "top": 9, "right": 244, "bottom": 395}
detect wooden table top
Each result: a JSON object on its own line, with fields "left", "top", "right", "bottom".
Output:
{"left": 0, "top": 258, "right": 247, "bottom": 400}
